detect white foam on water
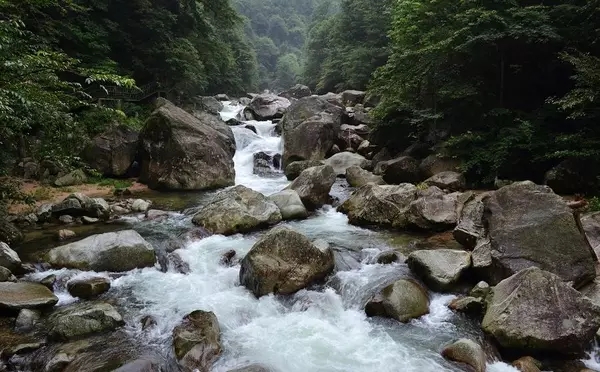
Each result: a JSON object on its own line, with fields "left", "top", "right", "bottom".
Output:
{"left": 219, "top": 101, "right": 245, "bottom": 122}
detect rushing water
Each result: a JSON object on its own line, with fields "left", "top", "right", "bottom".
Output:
{"left": 25, "top": 101, "right": 526, "bottom": 371}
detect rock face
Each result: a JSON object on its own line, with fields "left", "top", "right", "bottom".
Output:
{"left": 472, "top": 181, "right": 596, "bottom": 286}
{"left": 424, "top": 171, "right": 466, "bottom": 191}
{"left": 239, "top": 227, "right": 334, "bottom": 297}
{"left": 285, "top": 165, "right": 336, "bottom": 210}
{"left": 47, "top": 230, "right": 156, "bottom": 272}
{"left": 324, "top": 152, "right": 367, "bottom": 176}
{"left": 83, "top": 125, "right": 139, "bottom": 177}
{"left": 374, "top": 156, "right": 421, "bottom": 184}
{"left": 345, "top": 166, "right": 385, "bottom": 188}
{"left": 482, "top": 267, "right": 600, "bottom": 353}
{"left": 0, "top": 242, "right": 22, "bottom": 273}
{"left": 0, "top": 282, "right": 58, "bottom": 310}
{"left": 246, "top": 93, "right": 291, "bottom": 120}
{"left": 173, "top": 310, "right": 222, "bottom": 372}
{"left": 67, "top": 276, "right": 111, "bottom": 299}
{"left": 441, "top": 339, "right": 486, "bottom": 372}
{"left": 138, "top": 100, "right": 235, "bottom": 190}
{"left": 280, "top": 84, "right": 312, "bottom": 100}
{"left": 268, "top": 190, "right": 308, "bottom": 220}
{"left": 281, "top": 96, "right": 344, "bottom": 166}
{"left": 192, "top": 185, "right": 282, "bottom": 235}
{"left": 339, "top": 184, "right": 417, "bottom": 228}
{"left": 284, "top": 160, "right": 324, "bottom": 181}
{"left": 365, "top": 279, "right": 429, "bottom": 322}
{"left": 407, "top": 249, "right": 471, "bottom": 292}
{"left": 47, "top": 301, "right": 124, "bottom": 340}
{"left": 406, "top": 187, "right": 461, "bottom": 230}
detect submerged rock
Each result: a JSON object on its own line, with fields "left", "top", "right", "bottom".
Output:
{"left": 441, "top": 339, "right": 486, "bottom": 372}
{"left": 239, "top": 227, "right": 334, "bottom": 297}
{"left": 268, "top": 189, "right": 308, "bottom": 220}
{"left": 482, "top": 267, "right": 600, "bottom": 353}
{"left": 285, "top": 165, "right": 336, "bottom": 210}
{"left": 47, "top": 230, "right": 156, "bottom": 272}
{"left": 173, "top": 310, "right": 222, "bottom": 372}
{"left": 192, "top": 185, "right": 282, "bottom": 235}
{"left": 407, "top": 249, "right": 471, "bottom": 292}
{"left": 365, "top": 279, "right": 429, "bottom": 322}
{"left": 0, "top": 282, "right": 58, "bottom": 310}
{"left": 47, "top": 301, "right": 124, "bottom": 341}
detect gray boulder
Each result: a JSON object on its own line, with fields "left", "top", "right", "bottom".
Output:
{"left": 406, "top": 187, "right": 462, "bottom": 230}
{"left": 281, "top": 96, "right": 344, "bottom": 166}
{"left": 47, "top": 230, "right": 156, "bottom": 272}
{"left": 339, "top": 184, "right": 417, "bottom": 228}
{"left": 441, "top": 339, "right": 486, "bottom": 372}
{"left": 246, "top": 93, "right": 290, "bottom": 120}
{"left": 285, "top": 165, "right": 336, "bottom": 210}
{"left": 482, "top": 267, "right": 600, "bottom": 353}
{"left": 341, "top": 90, "right": 366, "bottom": 106}
{"left": 324, "top": 152, "right": 368, "bottom": 176}
{"left": 0, "top": 242, "right": 22, "bottom": 273}
{"left": 191, "top": 96, "right": 224, "bottom": 115}
{"left": 284, "top": 160, "right": 324, "bottom": 181}
{"left": 192, "top": 185, "right": 282, "bottom": 235}
{"left": 173, "top": 310, "right": 222, "bottom": 372}
{"left": 453, "top": 193, "right": 488, "bottom": 249}
{"left": 374, "top": 156, "right": 421, "bottom": 184}
{"left": 239, "top": 227, "right": 334, "bottom": 297}
{"left": 268, "top": 190, "right": 308, "bottom": 220}
{"left": 279, "top": 84, "right": 311, "bottom": 100}
{"left": 54, "top": 169, "right": 87, "bottom": 187}
{"left": 0, "top": 266, "right": 16, "bottom": 282}
{"left": 215, "top": 94, "right": 230, "bottom": 101}
{"left": 419, "top": 154, "right": 462, "bottom": 179}
{"left": 0, "top": 282, "right": 58, "bottom": 310}
{"left": 345, "top": 166, "right": 385, "bottom": 188}
{"left": 139, "top": 100, "right": 235, "bottom": 191}
{"left": 51, "top": 193, "right": 110, "bottom": 219}
{"left": 15, "top": 309, "right": 41, "bottom": 333}
{"left": 83, "top": 125, "right": 139, "bottom": 177}
{"left": 47, "top": 301, "right": 124, "bottom": 340}
{"left": 365, "top": 279, "right": 429, "bottom": 322}
{"left": 407, "top": 249, "right": 471, "bottom": 292}
{"left": 472, "top": 181, "right": 596, "bottom": 286}
{"left": 424, "top": 171, "right": 466, "bottom": 191}
{"left": 448, "top": 296, "right": 484, "bottom": 317}
{"left": 67, "top": 276, "right": 111, "bottom": 299}
{"left": 190, "top": 110, "right": 236, "bottom": 149}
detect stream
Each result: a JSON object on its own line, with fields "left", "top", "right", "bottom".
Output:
{"left": 21, "top": 102, "right": 527, "bottom": 371}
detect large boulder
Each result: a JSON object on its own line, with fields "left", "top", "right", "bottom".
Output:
{"left": 83, "top": 125, "right": 139, "bottom": 177}
{"left": 0, "top": 219, "right": 23, "bottom": 245}
{"left": 374, "top": 156, "right": 421, "bottom": 184}
{"left": 138, "top": 100, "right": 235, "bottom": 191}
{"left": 441, "top": 339, "right": 486, "bottom": 372}
{"left": 324, "top": 152, "right": 368, "bottom": 176}
{"left": 284, "top": 160, "right": 324, "bottom": 181}
{"left": 419, "top": 154, "right": 462, "bottom": 179}
{"left": 191, "top": 96, "right": 224, "bottom": 115}
{"left": 281, "top": 96, "right": 344, "bottom": 166}
{"left": 246, "top": 93, "right": 291, "bottom": 120}
{"left": 47, "top": 301, "right": 124, "bottom": 340}
{"left": 192, "top": 185, "right": 282, "bottom": 235}
{"left": 51, "top": 193, "right": 109, "bottom": 220}
{"left": 0, "top": 242, "right": 22, "bottom": 273}
{"left": 544, "top": 159, "right": 600, "bottom": 195}
{"left": 285, "top": 165, "right": 336, "bottom": 210}
{"left": 341, "top": 90, "right": 366, "bottom": 106}
{"left": 365, "top": 279, "right": 429, "bottom": 322}
{"left": 406, "top": 187, "right": 462, "bottom": 230}
{"left": 268, "top": 190, "right": 308, "bottom": 220}
{"left": 279, "top": 84, "right": 311, "bottom": 100}
{"left": 345, "top": 166, "right": 385, "bottom": 188}
{"left": 47, "top": 230, "right": 156, "bottom": 272}
{"left": 407, "top": 249, "right": 471, "bottom": 292}
{"left": 424, "top": 171, "right": 466, "bottom": 191}
{"left": 173, "top": 310, "right": 222, "bottom": 372}
{"left": 54, "top": 169, "right": 87, "bottom": 187}
{"left": 339, "top": 184, "right": 418, "bottom": 228}
{"left": 472, "top": 181, "right": 596, "bottom": 286}
{"left": 239, "top": 227, "right": 334, "bottom": 297}
{"left": 227, "top": 365, "right": 271, "bottom": 372}
{"left": 482, "top": 267, "right": 600, "bottom": 353}
{"left": 0, "top": 282, "right": 58, "bottom": 310}
{"left": 190, "top": 110, "right": 236, "bottom": 150}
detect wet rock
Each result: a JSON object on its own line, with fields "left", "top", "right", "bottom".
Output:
{"left": 469, "top": 281, "right": 491, "bottom": 299}
{"left": 279, "top": 84, "right": 311, "bottom": 100}
{"left": 365, "top": 279, "right": 429, "bottom": 322}
{"left": 59, "top": 215, "right": 74, "bottom": 224}
{"left": 141, "top": 315, "right": 157, "bottom": 331}
{"left": 54, "top": 169, "right": 87, "bottom": 187}
{"left": 82, "top": 216, "right": 99, "bottom": 224}
{"left": 268, "top": 190, "right": 308, "bottom": 221}
{"left": 448, "top": 296, "right": 484, "bottom": 317}
{"left": 357, "top": 140, "right": 372, "bottom": 156}
{"left": 131, "top": 199, "right": 151, "bottom": 213}
{"left": 0, "top": 282, "right": 58, "bottom": 310}
{"left": 0, "top": 266, "right": 16, "bottom": 282}
{"left": 83, "top": 125, "right": 139, "bottom": 177}
{"left": 284, "top": 160, "right": 324, "bottom": 181}
{"left": 245, "top": 124, "right": 257, "bottom": 134}
{"left": 36, "top": 203, "right": 54, "bottom": 223}
{"left": 215, "top": 94, "right": 230, "bottom": 101}
{"left": 253, "top": 152, "right": 279, "bottom": 177}
{"left": 282, "top": 96, "right": 344, "bottom": 166}
{"left": 40, "top": 274, "right": 56, "bottom": 290}
{"left": 345, "top": 166, "right": 385, "bottom": 188}
{"left": 220, "top": 250, "right": 237, "bottom": 266}
{"left": 167, "top": 252, "right": 191, "bottom": 274}
{"left": 227, "top": 365, "right": 272, "bottom": 372}
{"left": 453, "top": 193, "right": 487, "bottom": 249}
{"left": 324, "top": 152, "right": 368, "bottom": 176}
{"left": 0, "top": 242, "right": 22, "bottom": 273}
{"left": 375, "top": 251, "right": 401, "bottom": 265}
{"left": 0, "top": 218, "right": 23, "bottom": 245}
{"left": 472, "top": 181, "right": 596, "bottom": 286}
{"left": 339, "top": 184, "right": 418, "bottom": 228}
{"left": 173, "top": 310, "right": 222, "bottom": 372}
{"left": 240, "top": 227, "right": 334, "bottom": 297}
{"left": 341, "top": 90, "right": 366, "bottom": 106}
{"left": 407, "top": 249, "right": 471, "bottom": 292}
{"left": 48, "top": 230, "right": 156, "bottom": 272}
{"left": 424, "top": 171, "right": 466, "bottom": 191}
{"left": 441, "top": 339, "right": 486, "bottom": 372}
{"left": 374, "top": 156, "right": 421, "bottom": 185}
{"left": 192, "top": 96, "right": 224, "bottom": 115}
{"left": 582, "top": 212, "right": 600, "bottom": 256}
{"left": 45, "top": 352, "right": 72, "bottom": 372}
{"left": 406, "top": 187, "right": 462, "bottom": 230}
{"left": 482, "top": 267, "right": 600, "bottom": 353}
{"left": 246, "top": 93, "right": 290, "bottom": 121}
{"left": 47, "top": 301, "right": 124, "bottom": 341}
{"left": 139, "top": 99, "right": 235, "bottom": 191}
{"left": 226, "top": 118, "right": 243, "bottom": 126}
{"left": 57, "top": 229, "right": 76, "bottom": 241}
{"left": 512, "top": 356, "right": 542, "bottom": 372}
{"left": 15, "top": 309, "right": 41, "bottom": 333}
{"left": 67, "top": 276, "right": 111, "bottom": 299}
{"left": 52, "top": 194, "right": 110, "bottom": 219}
{"left": 285, "top": 165, "right": 336, "bottom": 210}
{"left": 192, "top": 185, "right": 282, "bottom": 235}
{"left": 419, "top": 154, "right": 462, "bottom": 179}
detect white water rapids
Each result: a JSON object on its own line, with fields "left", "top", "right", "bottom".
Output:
{"left": 26, "top": 102, "right": 542, "bottom": 371}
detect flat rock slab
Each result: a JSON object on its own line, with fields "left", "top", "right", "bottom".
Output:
{"left": 0, "top": 282, "right": 58, "bottom": 310}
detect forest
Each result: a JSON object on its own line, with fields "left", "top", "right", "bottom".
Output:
{"left": 2, "top": 0, "right": 600, "bottom": 207}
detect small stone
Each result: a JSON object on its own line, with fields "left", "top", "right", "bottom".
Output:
{"left": 58, "top": 215, "right": 74, "bottom": 224}
{"left": 67, "top": 276, "right": 111, "bottom": 299}
{"left": 469, "top": 281, "right": 491, "bottom": 299}
{"left": 82, "top": 216, "right": 100, "bottom": 224}
{"left": 57, "top": 229, "right": 76, "bottom": 241}
{"left": 15, "top": 309, "right": 41, "bottom": 333}
{"left": 40, "top": 274, "right": 56, "bottom": 290}
{"left": 0, "top": 266, "right": 16, "bottom": 282}
{"left": 0, "top": 242, "right": 23, "bottom": 273}
{"left": 220, "top": 250, "right": 237, "bottom": 266}
{"left": 141, "top": 315, "right": 157, "bottom": 331}
{"left": 441, "top": 339, "right": 486, "bottom": 372}
{"left": 448, "top": 296, "right": 484, "bottom": 317}
{"left": 375, "top": 251, "right": 401, "bottom": 265}
{"left": 512, "top": 356, "right": 542, "bottom": 372}
{"left": 131, "top": 199, "right": 151, "bottom": 213}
